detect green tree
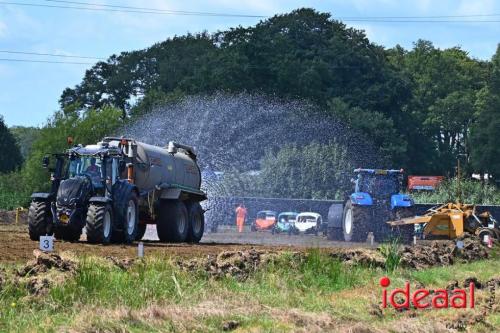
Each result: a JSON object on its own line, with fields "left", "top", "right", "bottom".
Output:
{"left": 9, "top": 126, "right": 40, "bottom": 160}
{"left": 257, "top": 142, "right": 353, "bottom": 199}
{"left": 470, "top": 45, "right": 500, "bottom": 180}
{"left": 0, "top": 116, "right": 23, "bottom": 173}
{"left": 389, "top": 40, "right": 487, "bottom": 175}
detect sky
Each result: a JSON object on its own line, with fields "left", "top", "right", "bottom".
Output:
{"left": 1, "top": 0, "right": 499, "bottom": 127}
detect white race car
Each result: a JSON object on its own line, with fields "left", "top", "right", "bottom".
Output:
{"left": 295, "top": 212, "right": 323, "bottom": 235}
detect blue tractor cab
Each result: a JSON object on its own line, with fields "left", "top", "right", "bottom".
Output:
{"left": 327, "top": 168, "right": 415, "bottom": 243}
{"left": 350, "top": 169, "right": 414, "bottom": 210}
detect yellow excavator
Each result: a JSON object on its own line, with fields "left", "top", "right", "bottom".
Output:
{"left": 387, "top": 202, "right": 499, "bottom": 240}
{"left": 387, "top": 159, "right": 500, "bottom": 241}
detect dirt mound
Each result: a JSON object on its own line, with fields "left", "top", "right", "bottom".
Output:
{"left": 18, "top": 249, "right": 76, "bottom": 277}
{"left": 178, "top": 249, "right": 283, "bottom": 280}
{"left": 328, "top": 235, "right": 490, "bottom": 270}
{"left": 400, "top": 236, "right": 489, "bottom": 270}
{"left": 0, "top": 209, "right": 27, "bottom": 224}
{"left": 16, "top": 250, "right": 77, "bottom": 295}
{"left": 330, "top": 249, "right": 385, "bottom": 268}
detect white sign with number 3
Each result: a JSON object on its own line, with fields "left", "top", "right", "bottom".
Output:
{"left": 39, "top": 235, "right": 54, "bottom": 252}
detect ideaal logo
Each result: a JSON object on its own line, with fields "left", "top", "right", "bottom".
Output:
{"left": 380, "top": 276, "right": 475, "bottom": 309}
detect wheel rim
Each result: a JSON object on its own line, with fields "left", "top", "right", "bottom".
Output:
{"left": 345, "top": 209, "right": 353, "bottom": 235}
{"left": 193, "top": 212, "right": 202, "bottom": 234}
{"left": 126, "top": 200, "right": 136, "bottom": 235}
{"left": 103, "top": 211, "right": 111, "bottom": 238}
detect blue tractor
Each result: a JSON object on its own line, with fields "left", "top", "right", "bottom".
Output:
{"left": 327, "top": 169, "right": 415, "bottom": 243}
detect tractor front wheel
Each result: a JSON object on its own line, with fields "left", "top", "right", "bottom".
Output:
{"left": 86, "top": 204, "right": 114, "bottom": 244}
{"left": 28, "top": 201, "right": 53, "bottom": 241}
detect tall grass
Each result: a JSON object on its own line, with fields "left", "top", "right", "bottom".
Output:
{"left": 1, "top": 249, "right": 499, "bottom": 332}
{"left": 0, "top": 172, "right": 30, "bottom": 210}
{"left": 379, "top": 238, "right": 402, "bottom": 273}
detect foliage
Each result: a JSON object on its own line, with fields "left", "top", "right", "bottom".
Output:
{"left": 257, "top": 142, "right": 353, "bottom": 200}
{"left": 387, "top": 41, "right": 489, "bottom": 175}
{"left": 470, "top": 45, "right": 500, "bottom": 179}
{"left": 411, "top": 178, "right": 500, "bottom": 205}
{"left": 379, "top": 239, "right": 402, "bottom": 273}
{"left": 9, "top": 126, "right": 40, "bottom": 160}
{"left": 0, "top": 172, "right": 30, "bottom": 209}
{"left": 0, "top": 116, "right": 23, "bottom": 173}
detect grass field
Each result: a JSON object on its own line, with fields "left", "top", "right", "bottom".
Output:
{"left": 0, "top": 246, "right": 499, "bottom": 332}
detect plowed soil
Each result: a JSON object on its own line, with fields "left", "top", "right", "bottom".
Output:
{"left": 1, "top": 217, "right": 490, "bottom": 268}
{"left": 0, "top": 224, "right": 357, "bottom": 263}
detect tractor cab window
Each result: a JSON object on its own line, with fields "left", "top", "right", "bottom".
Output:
{"left": 68, "top": 156, "right": 104, "bottom": 188}
{"left": 359, "top": 175, "right": 399, "bottom": 197}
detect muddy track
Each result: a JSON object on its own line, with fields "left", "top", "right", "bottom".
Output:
{"left": 0, "top": 224, "right": 363, "bottom": 263}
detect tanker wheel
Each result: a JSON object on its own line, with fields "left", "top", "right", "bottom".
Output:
{"left": 135, "top": 224, "right": 147, "bottom": 241}
{"left": 342, "top": 200, "right": 371, "bottom": 242}
{"left": 28, "top": 201, "right": 53, "bottom": 241}
{"left": 156, "top": 200, "right": 189, "bottom": 243}
{"left": 186, "top": 202, "right": 204, "bottom": 243}
{"left": 86, "top": 204, "right": 114, "bottom": 244}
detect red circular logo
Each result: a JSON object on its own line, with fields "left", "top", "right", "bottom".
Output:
{"left": 380, "top": 276, "right": 391, "bottom": 287}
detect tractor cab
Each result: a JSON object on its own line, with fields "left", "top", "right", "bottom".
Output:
{"left": 351, "top": 169, "right": 413, "bottom": 210}
{"left": 65, "top": 143, "right": 124, "bottom": 189}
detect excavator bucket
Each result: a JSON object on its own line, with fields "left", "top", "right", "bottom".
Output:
{"left": 424, "top": 211, "right": 464, "bottom": 238}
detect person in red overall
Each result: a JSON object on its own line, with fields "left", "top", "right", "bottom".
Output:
{"left": 235, "top": 204, "right": 247, "bottom": 233}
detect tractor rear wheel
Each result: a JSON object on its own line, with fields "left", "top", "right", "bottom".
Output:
{"left": 156, "top": 200, "right": 189, "bottom": 243}
{"left": 28, "top": 201, "right": 53, "bottom": 241}
{"left": 186, "top": 202, "right": 204, "bottom": 243}
{"left": 86, "top": 204, "right": 113, "bottom": 244}
{"left": 342, "top": 200, "right": 371, "bottom": 242}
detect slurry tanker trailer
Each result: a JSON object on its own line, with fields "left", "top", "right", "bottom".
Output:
{"left": 28, "top": 137, "right": 206, "bottom": 244}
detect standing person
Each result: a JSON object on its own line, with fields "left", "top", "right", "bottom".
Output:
{"left": 235, "top": 204, "right": 247, "bottom": 233}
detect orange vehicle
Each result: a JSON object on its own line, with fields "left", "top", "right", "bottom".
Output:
{"left": 407, "top": 176, "right": 444, "bottom": 191}
{"left": 251, "top": 210, "right": 277, "bottom": 231}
